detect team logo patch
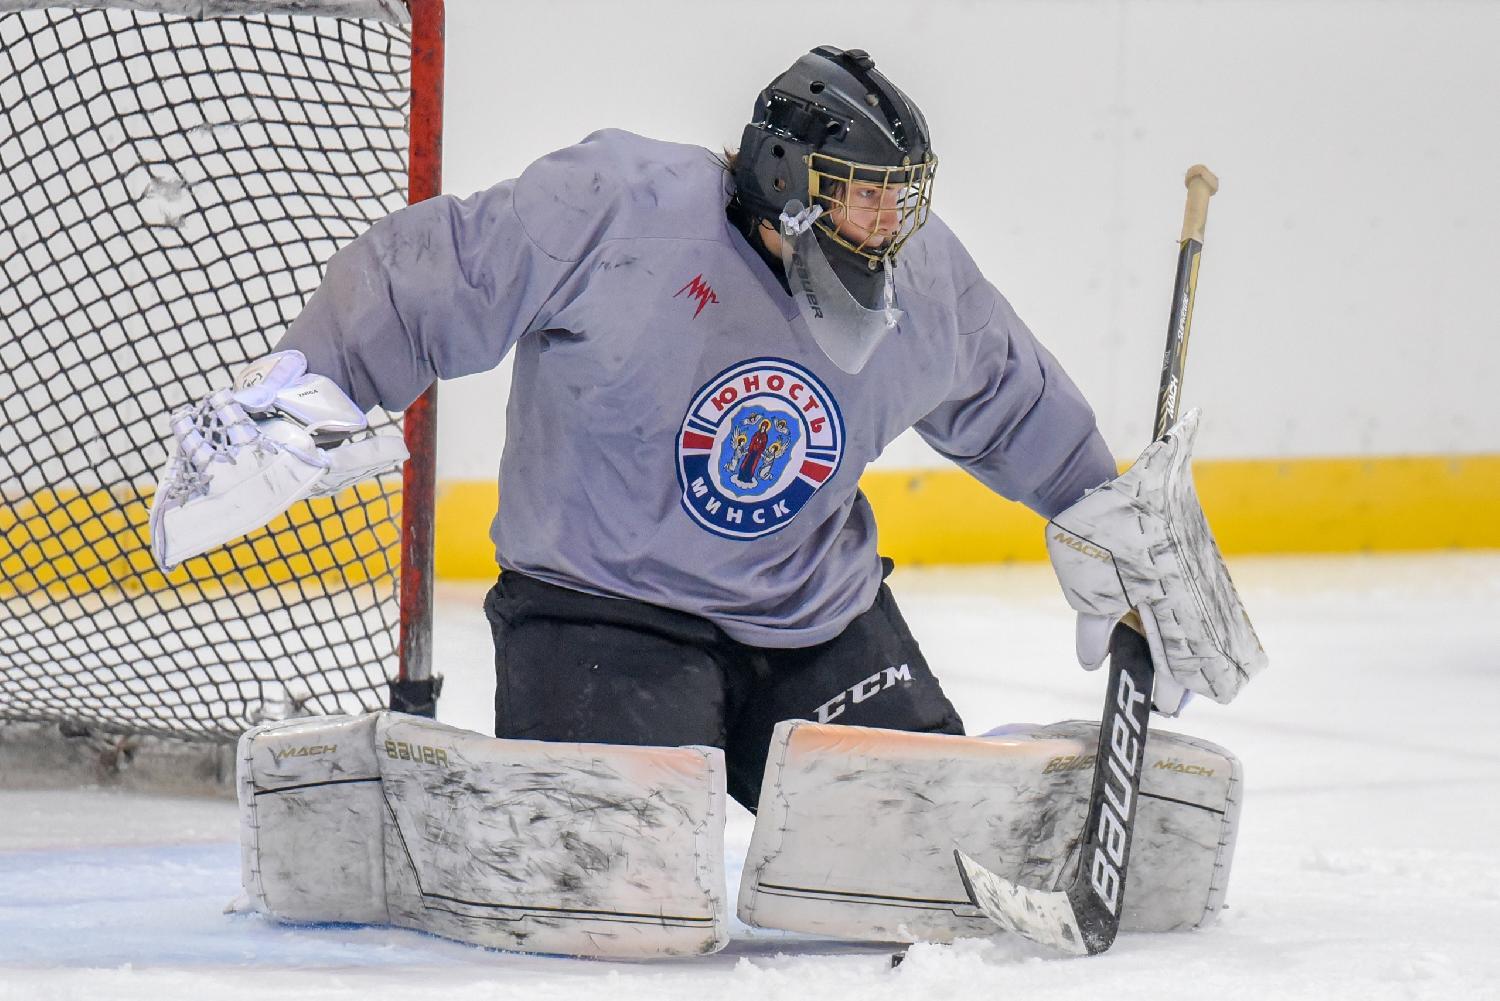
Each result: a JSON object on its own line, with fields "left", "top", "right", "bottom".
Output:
{"left": 677, "top": 358, "right": 844, "bottom": 540}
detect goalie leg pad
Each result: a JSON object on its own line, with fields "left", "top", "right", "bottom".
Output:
{"left": 239, "top": 713, "right": 730, "bottom": 958}
{"left": 738, "top": 719, "right": 1241, "bottom": 943}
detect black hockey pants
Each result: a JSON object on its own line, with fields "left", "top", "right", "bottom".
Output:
{"left": 483, "top": 564, "right": 965, "bottom": 811}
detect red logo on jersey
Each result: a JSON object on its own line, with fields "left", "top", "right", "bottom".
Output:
{"left": 674, "top": 274, "right": 719, "bottom": 318}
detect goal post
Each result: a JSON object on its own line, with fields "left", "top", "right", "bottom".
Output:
{"left": 0, "top": 0, "right": 443, "bottom": 742}
{"left": 394, "top": 0, "right": 440, "bottom": 717}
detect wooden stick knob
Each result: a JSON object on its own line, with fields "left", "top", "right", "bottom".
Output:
{"left": 1181, "top": 164, "right": 1220, "bottom": 243}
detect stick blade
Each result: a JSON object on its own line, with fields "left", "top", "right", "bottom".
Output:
{"left": 953, "top": 848, "right": 1088, "bottom": 957}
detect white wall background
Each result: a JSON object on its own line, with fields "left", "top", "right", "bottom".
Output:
{"left": 432, "top": 0, "right": 1500, "bottom": 480}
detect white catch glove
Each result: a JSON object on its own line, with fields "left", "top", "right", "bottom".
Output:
{"left": 1048, "top": 409, "right": 1267, "bottom": 708}
{"left": 149, "top": 350, "right": 408, "bottom": 570}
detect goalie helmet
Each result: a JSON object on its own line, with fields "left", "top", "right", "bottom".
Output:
{"left": 733, "top": 46, "right": 937, "bottom": 303}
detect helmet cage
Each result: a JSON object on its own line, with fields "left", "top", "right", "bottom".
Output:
{"left": 806, "top": 150, "right": 937, "bottom": 265}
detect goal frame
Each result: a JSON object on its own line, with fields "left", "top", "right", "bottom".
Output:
{"left": 0, "top": 0, "right": 445, "bottom": 732}
{"left": 395, "top": 0, "right": 442, "bottom": 710}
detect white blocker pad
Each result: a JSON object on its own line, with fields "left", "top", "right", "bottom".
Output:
{"left": 238, "top": 712, "right": 729, "bottom": 958}
{"left": 1048, "top": 408, "right": 1267, "bottom": 704}
{"left": 739, "top": 719, "right": 1241, "bottom": 943}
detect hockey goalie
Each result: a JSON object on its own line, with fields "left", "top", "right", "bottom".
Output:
{"left": 156, "top": 45, "right": 1266, "bottom": 959}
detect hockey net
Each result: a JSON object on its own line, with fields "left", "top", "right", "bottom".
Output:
{"left": 0, "top": 1, "right": 438, "bottom": 743}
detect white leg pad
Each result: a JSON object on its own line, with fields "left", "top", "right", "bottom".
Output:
{"left": 238, "top": 712, "right": 729, "bottom": 958}
{"left": 739, "top": 719, "right": 1241, "bottom": 943}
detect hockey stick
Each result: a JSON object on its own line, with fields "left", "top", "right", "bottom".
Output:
{"left": 953, "top": 165, "right": 1220, "bottom": 957}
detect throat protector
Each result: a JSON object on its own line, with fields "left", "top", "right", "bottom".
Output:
{"left": 778, "top": 201, "right": 901, "bottom": 374}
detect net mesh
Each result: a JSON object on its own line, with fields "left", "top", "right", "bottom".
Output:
{"left": 0, "top": 7, "right": 414, "bottom": 741}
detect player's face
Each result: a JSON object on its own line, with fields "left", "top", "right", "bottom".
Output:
{"left": 805, "top": 151, "right": 935, "bottom": 266}
{"left": 826, "top": 180, "right": 906, "bottom": 252}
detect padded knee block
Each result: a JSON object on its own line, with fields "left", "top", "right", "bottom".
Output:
{"left": 238, "top": 713, "right": 386, "bottom": 924}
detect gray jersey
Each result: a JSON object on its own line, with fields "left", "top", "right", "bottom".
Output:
{"left": 278, "top": 130, "right": 1116, "bottom": 647}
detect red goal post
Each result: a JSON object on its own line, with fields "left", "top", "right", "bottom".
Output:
{"left": 0, "top": 0, "right": 443, "bottom": 741}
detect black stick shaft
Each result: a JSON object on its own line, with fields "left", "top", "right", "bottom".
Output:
{"left": 1155, "top": 241, "right": 1200, "bottom": 438}
{"left": 1068, "top": 165, "right": 1220, "bottom": 955}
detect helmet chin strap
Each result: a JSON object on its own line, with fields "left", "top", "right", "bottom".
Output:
{"left": 776, "top": 200, "right": 902, "bottom": 375}
{"left": 777, "top": 200, "right": 823, "bottom": 236}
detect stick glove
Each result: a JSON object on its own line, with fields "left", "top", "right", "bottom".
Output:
{"left": 1047, "top": 409, "right": 1267, "bottom": 705}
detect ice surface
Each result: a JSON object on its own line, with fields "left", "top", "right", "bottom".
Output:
{"left": 3, "top": 554, "right": 1498, "bottom": 1000}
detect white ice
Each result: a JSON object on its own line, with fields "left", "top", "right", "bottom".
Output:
{"left": 3, "top": 553, "right": 1497, "bottom": 1000}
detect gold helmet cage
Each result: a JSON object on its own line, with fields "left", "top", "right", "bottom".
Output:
{"left": 806, "top": 151, "right": 937, "bottom": 265}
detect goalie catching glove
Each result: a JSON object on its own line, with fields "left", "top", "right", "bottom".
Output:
{"left": 149, "top": 350, "right": 408, "bottom": 570}
{"left": 1048, "top": 409, "right": 1267, "bottom": 709}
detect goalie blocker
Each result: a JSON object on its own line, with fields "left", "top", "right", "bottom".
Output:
{"left": 1050, "top": 408, "right": 1267, "bottom": 708}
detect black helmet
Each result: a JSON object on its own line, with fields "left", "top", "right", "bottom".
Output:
{"left": 733, "top": 46, "right": 937, "bottom": 275}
